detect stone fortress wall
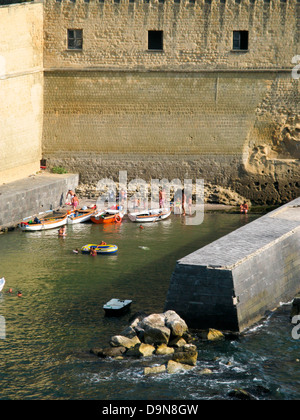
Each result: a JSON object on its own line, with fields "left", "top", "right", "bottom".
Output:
{"left": 0, "top": 1, "right": 44, "bottom": 184}
{"left": 42, "top": 0, "right": 300, "bottom": 204}
{"left": 0, "top": 0, "right": 299, "bottom": 204}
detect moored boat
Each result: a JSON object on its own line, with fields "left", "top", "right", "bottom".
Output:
{"left": 107, "top": 205, "right": 124, "bottom": 214}
{"left": 81, "top": 243, "right": 118, "bottom": 255}
{"left": 0, "top": 278, "right": 5, "bottom": 292}
{"left": 103, "top": 298, "right": 132, "bottom": 316}
{"left": 67, "top": 207, "right": 97, "bottom": 225}
{"left": 128, "top": 208, "right": 171, "bottom": 223}
{"left": 91, "top": 212, "right": 123, "bottom": 224}
{"left": 19, "top": 213, "right": 68, "bottom": 231}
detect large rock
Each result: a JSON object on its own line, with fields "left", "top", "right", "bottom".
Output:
{"left": 172, "top": 344, "right": 198, "bottom": 366}
{"left": 144, "top": 365, "right": 166, "bottom": 375}
{"left": 138, "top": 313, "right": 171, "bottom": 345}
{"left": 155, "top": 344, "right": 175, "bottom": 356}
{"left": 120, "top": 326, "right": 137, "bottom": 339}
{"left": 167, "top": 360, "right": 194, "bottom": 374}
{"left": 110, "top": 335, "right": 141, "bottom": 349}
{"left": 97, "top": 346, "right": 127, "bottom": 358}
{"left": 140, "top": 313, "right": 165, "bottom": 329}
{"left": 207, "top": 329, "right": 225, "bottom": 341}
{"left": 126, "top": 343, "right": 155, "bottom": 358}
{"left": 128, "top": 312, "right": 148, "bottom": 328}
{"left": 143, "top": 325, "right": 171, "bottom": 346}
{"left": 164, "top": 310, "right": 188, "bottom": 337}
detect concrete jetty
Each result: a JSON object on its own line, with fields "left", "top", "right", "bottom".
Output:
{"left": 0, "top": 172, "right": 79, "bottom": 229}
{"left": 165, "top": 198, "right": 300, "bottom": 333}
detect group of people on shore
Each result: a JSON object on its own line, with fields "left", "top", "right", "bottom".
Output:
{"left": 57, "top": 189, "right": 78, "bottom": 237}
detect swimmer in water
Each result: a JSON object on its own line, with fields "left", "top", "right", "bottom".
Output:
{"left": 90, "top": 247, "right": 97, "bottom": 256}
{"left": 58, "top": 226, "right": 67, "bottom": 237}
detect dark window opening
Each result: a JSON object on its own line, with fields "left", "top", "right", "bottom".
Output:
{"left": 233, "top": 31, "right": 248, "bottom": 50}
{"left": 67, "top": 29, "right": 83, "bottom": 50}
{"left": 148, "top": 31, "right": 163, "bottom": 51}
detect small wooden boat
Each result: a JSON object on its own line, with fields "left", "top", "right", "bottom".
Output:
{"left": 67, "top": 207, "right": 97, "bottom": 225}
{"left": 91, "top": 212, "right": 123, "bottom": 224}
{"left": 107, "top": 205, "right": 124, "bottom": 214}
{"left": 81, "top": 244, "right": 118, "bottom": 255}
{"left": 103, "top": 298, "right": 132, "bottom": 316}
{"left": 0, "top": 278, "right": 5, "bottom": 292}
{"left": 128, "top": 208, "right": 171, "bottom": 223}
{"left": 19, "top": 213, "right": 68, "bottom": 231}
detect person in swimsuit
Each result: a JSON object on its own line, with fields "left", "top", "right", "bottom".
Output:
{"left": 90, "top": 247, "right": 97, "bottom": 256}
{"left": 240, "top": 201, "right": 249, "bottom": 214}
{"left": 71, "top": 195, "right": 79, "bottom": 211}
{"left": 66, "top": 189, "right": 75, "bottom": 206}
{"left": 58, "top": 226, "right": 67, "bottom": 237}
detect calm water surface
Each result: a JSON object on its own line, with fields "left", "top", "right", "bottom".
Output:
{"left": 0, "top": 213, "right": 299, "bottom": 400}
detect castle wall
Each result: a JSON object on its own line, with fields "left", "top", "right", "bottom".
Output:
{"left": 42, "top": 0, "right": 299, "bottom": 204}
{"left": 0, "top": 2, "right": 44, "bottom": 184}
{"left": 43, "top": 0, "right": 299, "bottom": 71}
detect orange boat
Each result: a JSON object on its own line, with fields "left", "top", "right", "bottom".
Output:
{"left": 91, "top": 212, "right": 123, "bottom": 224}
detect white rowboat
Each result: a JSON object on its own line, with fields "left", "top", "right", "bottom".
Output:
{"left": 67, "top": 208, "right": 97, "bottom": 225}
{"left": 19, "top": 213, "right": 68, "bottom": 231}
{"left": 0, "top": 278, "right": 5, "bottom": 292}
{"left": 103, "top": 299, "right": 132, "bottom": 316}
{"left": 128, "top": 208, "right": 171, "bottom": 223}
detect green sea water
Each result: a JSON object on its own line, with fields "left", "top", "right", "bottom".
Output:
{"left": 0, "top": 212, "right": 299, "bottom": 400}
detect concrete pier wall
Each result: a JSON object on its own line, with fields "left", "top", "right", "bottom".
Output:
{"left": 165, "top": 198, "right": 300, "bottom": 333}
{"left": 0, "top": 173, "right": 79, "bottom": 229}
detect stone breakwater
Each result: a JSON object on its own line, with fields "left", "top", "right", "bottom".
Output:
{"left": 90, "top": 310, "right": 225, "bottom": 376}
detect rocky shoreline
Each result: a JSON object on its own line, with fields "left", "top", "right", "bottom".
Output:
{"left": 90, "top": 310, "right": 225, "bottom": 376}
{"left": 89, "top": 310, "right": 272, "bottom": 400}
{"left": 76, "top": 181, "right": 249, "bottom": 207}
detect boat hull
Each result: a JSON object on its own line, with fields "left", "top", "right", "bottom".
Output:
{"left": 19, "top": 215, "right": 68, "bottom": 231}
{"left": 91, "top": 212, "right": 123, "bottom": 224}
{"left": 0, "top": 278, "right": 5, "bottom": 293}
{"left": 129, "top": 208, "right": 171, "bottom": 223}
{"left": 67, "top": 209, "right": 96, "bottom": 224}
{"left": 81, "top": 244, "right": 118, "bottom": 255}
{"left": 103, "top": 299, "right": 132, "bottom": 316}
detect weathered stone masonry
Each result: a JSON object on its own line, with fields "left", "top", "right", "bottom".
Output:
{"left": 165, "top": 197, "right": 300, "bottom": 332}
{"left": 41, "top": 0, "right": 300, "bottom": 204}
{"left": 0, "top": 0, "right": 299, "bottom": 204}
{"left": 0, "top": 2, "right": 43, "bottom": 184}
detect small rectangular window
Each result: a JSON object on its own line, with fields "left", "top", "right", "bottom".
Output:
{"left": 233, "top": 31, "right": 248, "bottom": 51}
{"left": 148, "top": 31, "right": 163, "bottom": 51}
{"left": 68, "top": 29, "right": 83, "bottom": 50}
